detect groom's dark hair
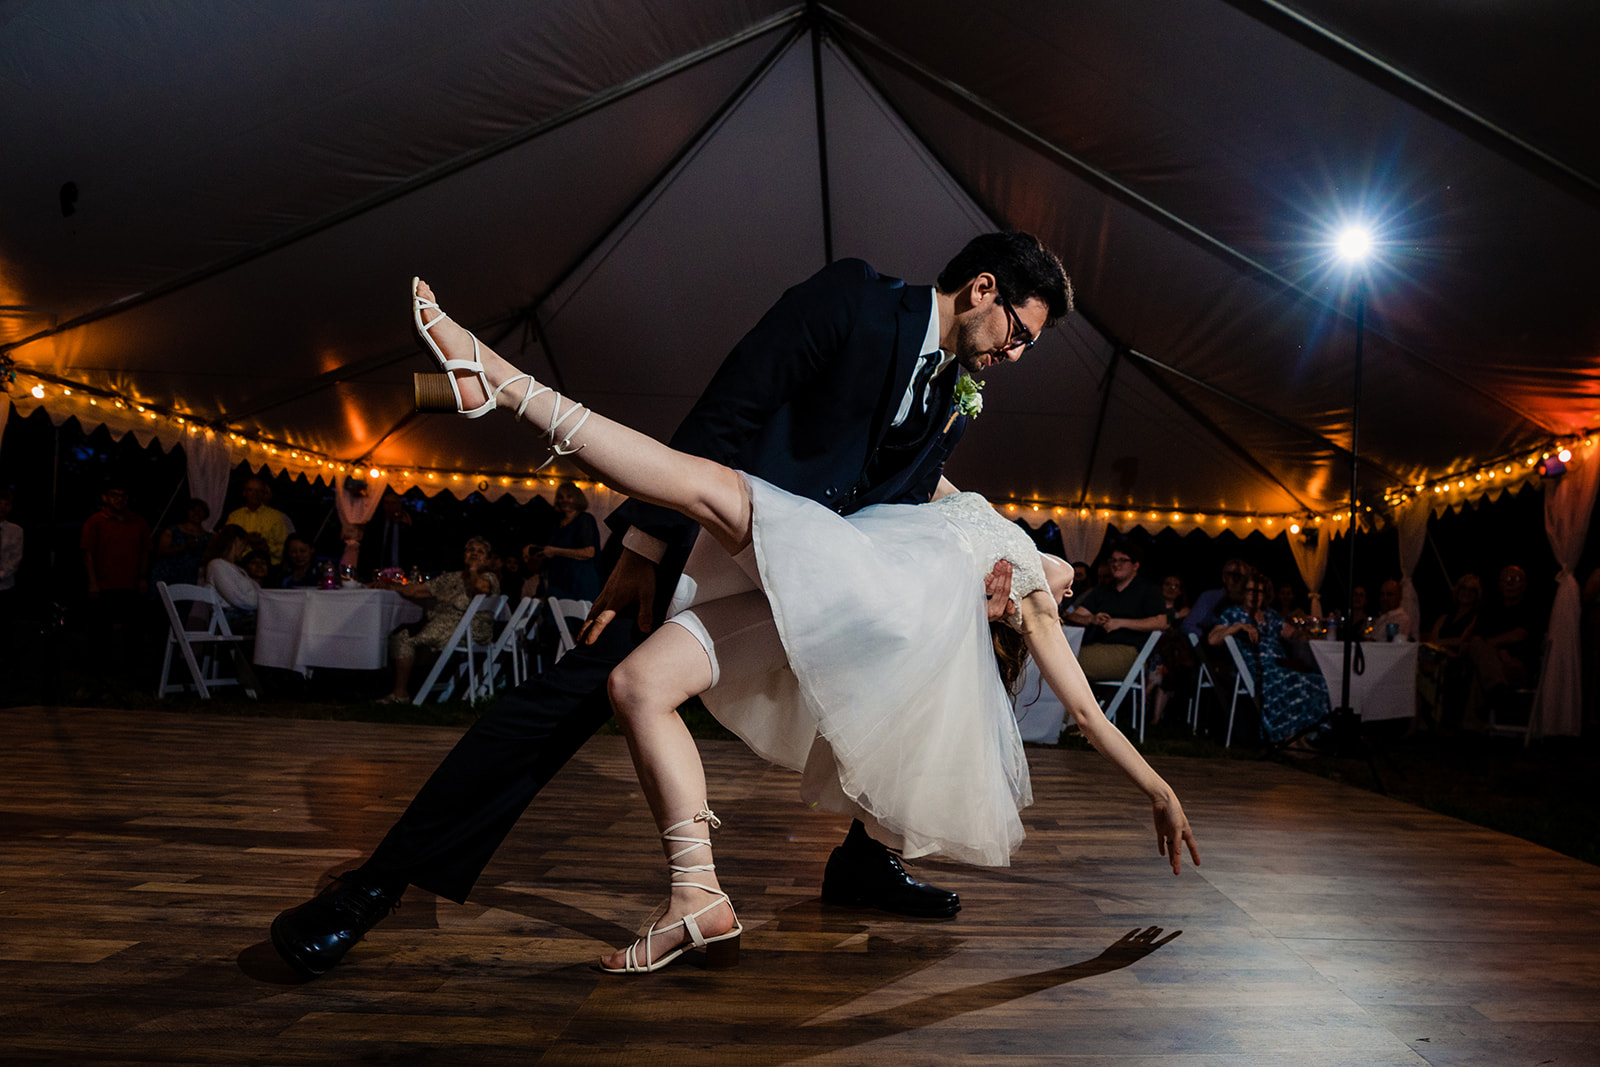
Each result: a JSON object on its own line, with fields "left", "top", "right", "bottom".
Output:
{"left": 938, "top": 231, "right": 1073, "bottom": 324}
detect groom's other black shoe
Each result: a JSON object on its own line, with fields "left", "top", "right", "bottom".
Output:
{"left": 821, "top": 820, "right": 960, "bottom": 918}
{"left": 270, "top": 871, "right": 404, "bottom": 977}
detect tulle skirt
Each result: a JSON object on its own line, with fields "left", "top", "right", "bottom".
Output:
{"left": 668, "top": 475, "right": 1031, "bottom": 867}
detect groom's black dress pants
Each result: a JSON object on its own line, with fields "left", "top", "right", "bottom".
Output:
{"left": 362, "top": 617, "right": 642, "bottom": 904}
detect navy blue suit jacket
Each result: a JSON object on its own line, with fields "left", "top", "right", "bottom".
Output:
{"left": 608, "top": 258, "right": 968, "bottom": 564}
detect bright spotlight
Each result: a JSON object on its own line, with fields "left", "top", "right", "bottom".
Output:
{"left": 1335, "top": 225, "right": 1373, "bottom": 263}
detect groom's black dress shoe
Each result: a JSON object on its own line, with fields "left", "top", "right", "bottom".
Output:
{"left": 270, "top": 871, "right": 404, "bottom": 977}
{"left": 820, "top": 821, "right": 960, "bottom": 918}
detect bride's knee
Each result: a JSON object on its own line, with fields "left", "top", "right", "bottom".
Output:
{"left": 606, "top": 659, "right": 653, "bottom": 724}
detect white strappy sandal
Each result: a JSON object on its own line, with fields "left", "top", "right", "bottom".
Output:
{"left": 411, "top": 277, "right": 591, "bottom": 470}
{"left": 600, "top": 809, "right": 742, "bottom": 975}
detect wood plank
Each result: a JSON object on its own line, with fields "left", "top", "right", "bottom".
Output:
{"left": 1, "top": 706, "right": 1595, "bottom": 1065}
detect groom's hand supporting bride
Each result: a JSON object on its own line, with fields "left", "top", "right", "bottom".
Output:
{"left": 984, "top": 559, "right": 1014, "bottom": 621}
{"left": 580, "top": 548, "right": 657, "bottom": 644}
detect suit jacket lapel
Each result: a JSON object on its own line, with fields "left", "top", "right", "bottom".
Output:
{"left": 869, "top": 285, "right": 935, "bottom": 453}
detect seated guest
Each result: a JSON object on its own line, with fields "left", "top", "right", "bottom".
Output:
{"left": 151, "top": 498, "right": 211, "bottom": 590}
{"left": 202, "top": 525, "right": 261, "bottom": 631}
{"left": 1209, "top": 576, "right": 1330, "bottom": 747}
{"left": 1461, "top": 564, "right": 1543, "bottom": 721}
{"left": 1060, "top": 559, "right": 1094, "bottom": 614}
{"left": 1372, "top": 578, "right": 1414, "bottom": 640}
{"left": 1146, "top": 574, "right": 1192, "bottom": 725}
{"left": 1275, "top": 581, "right": 1306, "bottom": 622}
{"left": 1181, "top": 558, "right": 1250, "bottom": 639}
{"left": 1426, "top": 574, "right": 1482, "bottom": 648}
{"left": 1418, "top": 573, "right": 1482, "bottom": 729}
{"left": 1063, "top": 542, "right": 1168, "bottom": 682}
{"left": 379, "top": 536, "right": 500, "bottom": 704}
{"left": 242, "top": 550, "right": 272, "bottom": 585}
{"left": 279, "top": 534, "right": 326, "bottom": 588}
{"left": 1347, "top": 584, "right": 1371, "bottom": 637}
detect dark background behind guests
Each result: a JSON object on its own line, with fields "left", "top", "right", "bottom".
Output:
{"left": 0, "top": 400, "right": 1585, "bottom": 724}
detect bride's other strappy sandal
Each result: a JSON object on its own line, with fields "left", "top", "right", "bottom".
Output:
{"left": 411, "top": 277, "right": 592, "bottom": 470}
{"left": 600, "top": 809, "right": 742, "bottom": 975}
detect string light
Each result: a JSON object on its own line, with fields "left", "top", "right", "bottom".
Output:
{"left": 12, "top": 368, "right": 1594, "bottom": 516}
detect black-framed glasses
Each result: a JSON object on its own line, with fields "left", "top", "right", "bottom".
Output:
{"left": 1109, "top": 555, "right": 1133, "bottom": 566}
{"left": 995, "top": 295, "right": 1036, "bottom": 354}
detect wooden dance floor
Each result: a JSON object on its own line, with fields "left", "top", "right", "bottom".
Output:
{"left": 3, "top": 708, "right": 1597, "bottom": 1065}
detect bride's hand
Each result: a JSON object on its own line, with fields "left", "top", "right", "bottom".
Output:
{"left": 580, "top": 548, "right": 657, "bottom": 645}
{"left": 1152, "top": 794, "right": 1200, "bottom": 876}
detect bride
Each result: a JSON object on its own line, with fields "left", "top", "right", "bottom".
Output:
{"left": 410, "top": 278, "right": 1200, "bottom": 975}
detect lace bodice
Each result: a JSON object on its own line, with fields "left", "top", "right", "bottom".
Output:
{"left": 926, "top": 492, "right": 1049, "bottom": 624}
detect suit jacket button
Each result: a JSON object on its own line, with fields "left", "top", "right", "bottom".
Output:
{"left": 824, "top": 487, "right": 836, "bottom": 498}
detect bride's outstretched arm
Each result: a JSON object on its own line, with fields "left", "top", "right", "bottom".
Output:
{"left": 1016, "top": 590, "right": 1201, "bottom": 875}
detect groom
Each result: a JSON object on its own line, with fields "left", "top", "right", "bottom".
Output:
{"left": 271, "top": 231, "right": 1072, "bottom": 976}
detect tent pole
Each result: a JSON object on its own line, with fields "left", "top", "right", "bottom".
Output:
{"left": 1337, "top": 281, "right": 1366, "bottom": 722}
{"left": 827, "top": 14, "right": 1559, "bottom": 438}
{"left": 808, "top": 2, "right": 835, "bottom": 265}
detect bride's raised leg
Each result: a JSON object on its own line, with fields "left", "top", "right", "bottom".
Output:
{"left": 600, "top": 623, "right": 740, "bottom": 973}
{"left": 413, "top": 279, "right": 751, "bottom": 555}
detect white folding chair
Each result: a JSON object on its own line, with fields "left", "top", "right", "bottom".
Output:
{"left": 1093, "top": 630, "right": 1163, "bottom": 743}
{"left": 476, "top": 596, "right": 537, "bottom": 699}
{"left": 1186, "top": 631, "right": 1214, "bottom": 732}
{"left": 1221, "top": 634, "right": 1259, "bottom": 747}
{"left": 546, "top": 597, "right": 592, "bottom": 665}
{"left": 156, "top": 581, "right": 250, "bottom": 700}
{"left": 411, "top": 592, "right": 490, "bottom": 704}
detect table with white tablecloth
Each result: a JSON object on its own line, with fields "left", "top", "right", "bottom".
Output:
{"left": 1308, "top": 640, "right": 1418, "bottom": 721}
{"left": 254, "top": 588, "right": 424, "bottom": 674}
{"left": 1013, "top": 625, "right": 1085, "bottom": 743}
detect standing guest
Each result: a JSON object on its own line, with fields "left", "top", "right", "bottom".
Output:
{"left": 529, "top": 480, "right": 601, "bottom": 602}
{"left": 1209, "top": 576, "right": 1330, "bottom": 747}
{"left": 378, "top": 536, "right": 500, "bottom": 704}
{"left": 1181, "top": 558, "right": 1250, "bottom": 639}
{"left": 151, "top": 498, "right": 211, "bottom": 590}
{"left": 81, "top": 483, "right": 152, "bottom": 669}
{"left": 0, "top": 488, "right": 22, "bottom": 614}
{"left": 225, "top": 475, "right": 295, "bottom": 567}
{"left": 202, "top": 525, "right": 261, "bottom": 631}
{"left": 1063, "top": 542, "right": 1169, "bottom": 682}
{"left": 360, "top": 491, "right": 420, "bottom": 576}
{"left": 279, "top": 534, "right": 325, "bottom": 588}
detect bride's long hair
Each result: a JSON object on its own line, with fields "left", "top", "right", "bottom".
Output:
{"left": 990, "top": 622, "right": 1030, "bottom": 693}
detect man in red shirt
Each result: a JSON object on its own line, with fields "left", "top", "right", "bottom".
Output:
{"left": 80, "top": 483, "right": 152, "bottom": 671}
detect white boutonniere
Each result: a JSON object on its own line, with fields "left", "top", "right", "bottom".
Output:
{"left": 946, "top": 373, "right": 984, "bottom": 432}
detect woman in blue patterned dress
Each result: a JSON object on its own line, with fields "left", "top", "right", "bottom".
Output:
{"left": 1209, "top": 575, "right": 1329, "bottom": 744}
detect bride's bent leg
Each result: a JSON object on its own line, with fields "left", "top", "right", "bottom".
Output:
{"left": 600, "top": 622, "right": 739, "bottom": 972}
{"left": 415, "top": 280, "right": 751, "bottom": 555}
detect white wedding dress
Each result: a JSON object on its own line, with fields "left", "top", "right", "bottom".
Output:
{"left": 667, "top": 475, "right": 1047, "bottom": 867}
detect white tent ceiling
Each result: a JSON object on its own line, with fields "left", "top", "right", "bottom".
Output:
{"left": 4, "top": 1, "right": 1599, "bottom": 530}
